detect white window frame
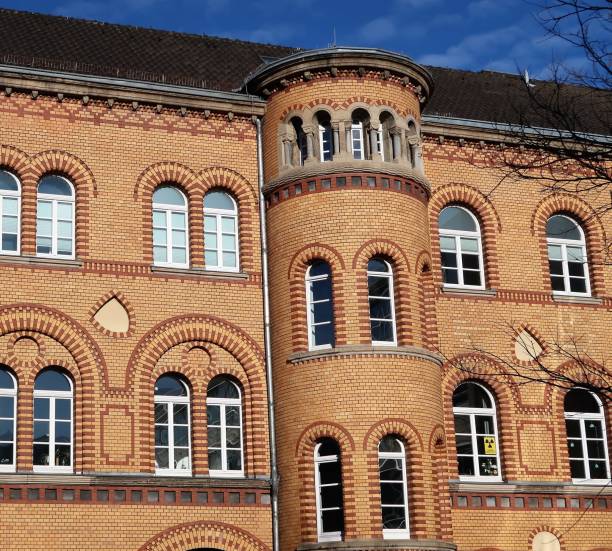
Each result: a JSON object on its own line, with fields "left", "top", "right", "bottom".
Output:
{"left": 0, "top": 171, "right": 21, "bottom": 256}
{"left": 204, "top": 193, "right": 239, "bottom": 273}
{"left": 154, "top": 379, "right": 192, "bottom": 476}
{"left": 368, "top": 259, "right": 397, "bottom": 346}
{"left": 564, "top": 389, "right": 610, "bottom": 484}
{"left": 36, "top": 176, "right": 75, "bottom": 260}
{"left": 379, "top": 438, "right": 410, "bottom": 539}
{"left": 306, "top": 263, "right": 334, "bottom": 351}
{"left": 351, "top": 120, "right": 365, "bottom": 160}
{"left": 314, "top": 441, "right": 343, "bottom": 543}
{"left": 33, "top": 373, "right": 73, "bottom": 474}
{"left": 546, "top": 215, "right": 591, "bottom": 297}
{"left": 0, "top": 369, "right": 17, "bottom": 472}
{"left": 152, "top": 187, "right": 189, "bottom": 269}
{"left": 376, "top": 126, "right": 385, "bottom": 162}
{"left": 439, "top": 206, "right": 485, "bottom": 290}
{"left": 453, "top": 383, "right": 502, "bottom": 482}
{"left": 319, "top": 123, "right": 333, "bottom": 162}
{"left": 206, "top": 381, "right": 244, "bottom": 478}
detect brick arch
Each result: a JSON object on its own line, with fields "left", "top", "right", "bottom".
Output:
{"left": 138, "top": 520, "right": 270, "bottom": 551}
{"left": 88, "top": 289, "right": 135, "bottom": 339}
{"left": 294, "top": 421, "right": 357, "bottom": 542}
{"left": 0, "top": 144, "right": 30, "bottom": 182}
{"left": 127, "top": 314, "right": 267, "bottom": 476}
{"left": 26, "top": 150, "right": 96, "bottom": 258}
{"left": 352, "top": 239, "right": 413, "bottom": 346}
{"left": 429, "top": 183, "right": 502, "bottom": 289}
{"left": 135, "top": 162, "right": 202, "bottom": 267}
{"left": 428, "top": 423, "right": 446, "bottom": 453}
{"left": 287, "top": 243, "right": 348, "bottom": 351}
{"left": 512, "top": 322, "right": 549, "bottom": 367}
{"left": 527, "top": 525, "right": 566, "bottom": 551}
{"left": 363, "top": 418, "right": 427, "bottom": 538}
{"left": 530, "top": 193, "right": 607, "bottom": 296}
{"left": 200, "top": 167, "right": 258, "bottom": 273}
{"left": 442, "top": 355, "right": 519, "bottom": 480}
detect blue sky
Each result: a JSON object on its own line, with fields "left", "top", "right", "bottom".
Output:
{"left": 0, "top": 0, "right": 591, "bottom": 77}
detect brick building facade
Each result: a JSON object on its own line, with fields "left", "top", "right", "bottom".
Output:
{"left": 0, "top": 8, "right": 609, "bottom": 551}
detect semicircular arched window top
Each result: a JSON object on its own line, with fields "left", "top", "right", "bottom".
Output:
{"left": 378, "top": 435, "right": 410, "bottom": 538}
{"left": 314, "top": 438, "right": 344, "bottom": 542}
{"left": 452, "top": 382, "right": 501, "bottom": 480}
{"left": 36, "top": 175, "right": 75, "bottom": 259}
{"left": 439, "top": 206, "right": 485, "bottom": 289}
{"left": 206, "top": 377, "right": 243, "bottom": 476}
{"left": 204, "top": 190, "right": 239, "bottom": 272}
{"left": 0, "top": 170, "right": 20, "bottom": 255}
{"left": 33, "top": 368, "right": 73, "bottom": 473}
{"left": 546, "top": 214, "right": 591, "bottom": 296}
{"left": 306, "top": 260, "right": 335, "bottom": 351}
{"left": 564, "top": 388, "right": 609, "bottom": 482}
{"left": 0, "top": 367, "right": 17, "bottom": 472}
{"left": 154, "top": 374, "right": 191, "bottom": 474}
{"left": 152, "top": 185, "right": 189, "bottom": 268}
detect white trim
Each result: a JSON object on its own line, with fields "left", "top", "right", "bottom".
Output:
{"left": 0, "top": 171, "right": 21, "bottom": 256}
{"left": 206, "top": 382, "right": 244, "bottom": 477}
{"left": 319, "top": 124, "right": 333, "bottom": 162}
{"left": 305, "top": 263, "right": 334, "bottom": 351}
{"left": 547, "top": 215, "right": 591, "bottom": 297}
{"left": 453, "top": 382, "right": 502, "bottom": 482}
{"left": 36, "top": 176, "right": 75, "bottom": 260}
{"left": 379, "top": 438, "right": 410, "bottom": 539}
{"left": 204, "top": 193, "right": 240, "bottom": 273}
{"left": 314, "top": 442, "right": 343, "bottom": 542}
{"left": 0, "top": 369, "right": 17, "bottom": 472}
{"left": 152, "top": 187, "right": 189, "bottom": 269}
{"left": 439, "top": 206, "right": 485, "bottom": 290}
{"left": 154, "top": 378, "right": 192, "bottom": 476}
{"left": 351, "top": 121, "right": 365, "bottom": 160}
{"left": 368, "top": 259, "right": 397, "bottom": 346}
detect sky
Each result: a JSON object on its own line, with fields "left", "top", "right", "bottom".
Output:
{"left": 0, "top": 0, "right": 595, "bottom": 77}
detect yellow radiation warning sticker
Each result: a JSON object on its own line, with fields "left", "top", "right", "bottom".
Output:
{"left": 483, "top": 436, "right": 496, "bottom": 455}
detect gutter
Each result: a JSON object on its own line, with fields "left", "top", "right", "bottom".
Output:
{"left": 254, "top": 116, "right": 280, "bottom": 551}
{"left": 0, "top": 63, "right": 266, "bottom": 114}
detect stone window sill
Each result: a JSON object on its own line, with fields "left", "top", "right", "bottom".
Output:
{"left": 450, "top": 479, "right": 612, "bottom": 495}
{"left": 552, "top": 293, "right": 602, "bottom": 305}
{"left": 440, "top": 286, "right": 497, "bottom": 297}
{"left": 297, "top": 539, "right": 456, "bottom": 551}
{"left": 0, "top": 254, "right": 83, "bottom": 268}
{"left": 288, "top": 344, "right": 443, "bottom": 365}
{"left": 151, "top": 265, "right": 249, "bottom": 280}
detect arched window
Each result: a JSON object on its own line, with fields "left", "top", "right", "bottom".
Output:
{"left": 316, "top": 111, "right": 333, "bottom": 162}
{"left": 152, "top": 186, "right": 189, "bottom": 268}
{"left": 367, "top": 258, "right": 397, "bottom": 345}
{"left": 291, "top": 116, "right": 308, "bottom": 165}
{"left": 0, "top": 170, "right": 20, "bottom": 255}
{"left": 154, "top": 374, "right": 191, "bottom": 475}
{"left": 36, "top": 175, "right": 75, "bottom": 259}
{"left": 407, "top": 120, "right": 419, "bottom": 169}
{"left": 564, "top": 388, "right": 609, "bottom": 482}
{"left": 546, "top": 215, "right": 591, "bottom": 296}
{"left": 314, "top": 438, "right": 344, "bottom": 542}
{"left": 204, "top": 190, "right": 239, "bottom": 272}
{"left": 439, "top": 206, "right": 485, "bottom": 289}
{"left": 377, "top": 112, "right": 395, "bottom": 162}
{"left": 207, "top": 377, "right": 243, "bottom": 476}
{"left": 379, "top": 436, "right": 409, "bottom": 538}
{"left": 33, "top": 368, "right": 73, "bottom": 472}
{"left": 305, "top": 260, "right": 335, "bottom": 350}
{"left": 0, "top": 367, "right": 17, "bottom": 472}
{"left": 351, "top": 109, "right": 369, "bottom": 160}
{"left": 452, "top": 382, "right": 501, "bottom": 480}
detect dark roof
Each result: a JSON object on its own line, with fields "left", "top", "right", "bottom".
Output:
{"left": 0, "top": 8, "right": 297, "bottom": 90}
{"left": 0, "top": 8, "right": 608, "bottom": 135}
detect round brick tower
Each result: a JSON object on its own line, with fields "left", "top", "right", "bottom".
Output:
{"left": 247, "top": 49, "right": 453, "bottom": 551}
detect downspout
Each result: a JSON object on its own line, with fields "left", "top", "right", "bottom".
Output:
{"left": 254, "top": 116, "right": 280, "bottom": 551}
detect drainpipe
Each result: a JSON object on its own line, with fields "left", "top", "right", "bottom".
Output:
{"left": 254, "top": 116, "right": 280, "bottom": 551}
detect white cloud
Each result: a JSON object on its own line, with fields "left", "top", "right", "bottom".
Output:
{"left": 359, "top": 17, "right": 397, "bottom": 42}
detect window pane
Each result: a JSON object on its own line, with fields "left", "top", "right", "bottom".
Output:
{"left": 550, "top": 275, "right": 565, "bottom": 291}
{"left": 568, "top": 262, "right": 585, "bottom": 278}
{"left": 454, "top": 414, "right": 471, "bottom": 434}
{"left": 33, "top": 443, "right": 49, "bottom": 465}
{"left": 546, "top": 215, "right": 581, "bottom": 240}
{"left": 55, "top": 399, "right": 71, "bottom": 420}
{"left": 155, "top": 426, "right": 168, "bottom": 446}
{"left": 439, "top": 207, "right": 477, "bottom": 232}
{"left": 155, "top": 447, "right": 169, "bottom": 469}
{"left": 173, "top": 247, "right": 187, "bottom": 265}
{"left": 171, "top": 212, "right": 185, "bottom": 228}
{"left": 205, "top": 191, "right": 234, "bottom": 210}
{"left": 222, "top": 251, "right": 237, "bottom": 267}
{"left": 206, "top": 405, "right": 220, "bottom": 426}
{"left": 0, "top": 443, "right": 12, "bottom": 465}
{"left": 463, "top": 270, "right": 482, "bottom": 286}
{"left": 439, "top": 236, "right": 456, "bottom": 250}
{"left": 37, "top": 201, "right": 52, "bottom": 219}
{"left": 174, "top": 447, "right": 190, "bottom": 470}
{"left": 319, "top": 460, "right": 341, "bottom": 485}
{"left": 57, "top": 203, "right": 73, "bottom": 220}
{"left": 174, "top": 404, "right": 188, "bottom": 425}
{"left": 3, "top": 215, "right": 18, "bottom": 233}
{"left": 382, "top": 506, "right": 407, "bottom": 530}
{"left": 226, "top": 427, "right": 241, "bottom": 448}
{"left": 368, "top": 276, "right": 390, "bottom": 297}
{"left": 34, "top": 398, "right": 49, "bottom": 419}
{"left": 461, "top": 254, "right": 480, "bottom": 270}
{"left": 0, "top": 419, "right": 13, "bottom": 441}
{"left": 33, "top": 421, "right": 49, "bottom": 442}
{"left": 153, "top": 228, "right": 167, "bottom": 246}
{"left": 204, "top": 216, "right": 217, "bottom": 232}
{"left": 585, "top": 420, "right": 603, "bottom": 439}
{"left": 321, "top": 485, "right": 343, "bottom": 509}
{"left": 152, "top": 210, "right": 166, "bottom": 227}
{"left": 567, "top": 246, "right": 585, "bottom": 263}
{"left": 0, "top": 396, "right": 13, "bottom": 418}
{"left": 173, "top": 426, "right": 189, "bottom": 447}
{"left": 36, "top": 237, "right": 52, "bottom": 254}
{"left": 313, "top": 322, "right": 334, "bottom": 347}
{"left": 1, "top": 234, "right": 17, "bottom": 251}
{"left": 57, "top": 239, "right": 73, "bottom": 255}
{"left": 311, "top": 277, "right": 332, "bottom": 302}
{"left": 457, "top": 455, "right": 474, "bottom": 475}
{"left": 441, "top": 252, "right": 458, "bottom": 268}
{"left": 460, "top": 237, "right": 479, "bottom": 252}
{"left": 369, "top": 298, "right": 392, "bottom": 320}
{"left": 478, "top": 456, "right": 498, "bottom": 476}
{"left": 548, "top": 259, "right": 564, "bottom": 276}
{"left": 222, "top": 234, "right": 236, "bottom": 251}
{"left": 39, "top": 176, "right": 72, "bottom": 197}
{"left": 38, "top": 219, "right": 52, "bottom": 236}
{"left": 205, "top": 250, "right": 218, "bottom": 266}
{"left": 56, "top": 445, "right": 71, "bottom": 466}
{"left": 565, "top": 419, "right": 581, "bottom": 438}
{"left": 321, "top": 508, "right": 343, "bottom": 534}
{"left": 312, "top": 300, "right": 333, "bottom": 324}
{"left": 172, "top": 229, "right": 186, "bottom": 247}
{"left": 567, "top": 439, "right": 583, "bottom": 458}
{"left": 381, "top": 482, "right": 405, "bottom": 505}
{"left": 589, "top": 460, "right": 607, "bottom": 479}
{"left": 153, "top": 187, "right": 185, "bottom": 206}
{"left": 207, "top": 427, "right": 221, "bottom": 448}
{"left": 221, "top": 217, "right": 235, "bottom": 233}
{"left": 371, "top": 320, "right": 394, "bottom": 342}
{"left": 227, "top": 449, "right": 242, "bottom": 470}
{"left": 586, "top": 440, "right": 606, "bottom": 459}
{"left": 55, "top": 421, "right": 71, "bottom": 443}
{"left": 225, "top": 405, "right": 241, "bottom": 426}
{"left": 475, "top": 416, "right": 495, "bottom": 435}
{"left": 570, "top": 459, "right": 585, "bottom": 479}
{"left": 455, "top": 435, "right": 473, "bottom": 455}
{"left": 569, "top": 277, "right": 587, "bottom": 294}
{"left": 153, "top": 246, "right": 167, "bottom": 264}
{"left": 379, "top": 458, "right": 403, "bottom": 481}
{"left": 154, "top": 403, "right": 168, "bottom": 424}
{"left": 442, "top": 268, "right": 459, "bottom": 284}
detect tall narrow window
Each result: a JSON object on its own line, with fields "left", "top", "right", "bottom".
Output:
{"left": 0, "top": 171, "right": 20, "bottom": 255}
{"left": 0, "top": 367, "right": 16, "bottom": 472}
{"left": 154, "top": 374, "right": 191, "bottom": 475}
{"left": 36, "top": 175, "right": 75, "bottom": 259}
{"left": 351, "top": 119, "right": 364, "bottom": 160}
{"left": 291, "top": 117, "right": 308, "bottom": 166}
{"left": 453, "top": 382, "right": 501, "bottom": 480}
{"left": 368, "top": 258, "right": 397, "bottom": 345}
{"left": 379, "top": 436, "right": 409, "bottom": 538}
{"left": 33, "top": 369, "right": 73, "bottom": 472}
{"left": 306, "top": 261, "right": 335, "bottom": 350}
{"left": 152, "top": 186, "right": 188, "bottom": 268}
{"left": 204, "top": 191, "right": 239, "bottom": 272}
{"left": 546, "top": 215, "right": 591, "bottom": 296}
{"left": 207, "top": 377, "right": 243, "bottom": 476}
{"left": 439, "top": 206, "right": 485, "bottom": 289}
{"left": 316, "top": 111, "right": 333, "bottom": 162}
{"left": 314, "top": 438, "right": 344, "bottom": 542}
{"left": 564, "top": 388, "right": 609, "bottom": 483}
